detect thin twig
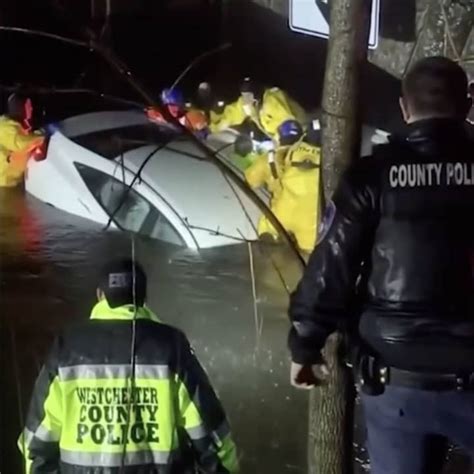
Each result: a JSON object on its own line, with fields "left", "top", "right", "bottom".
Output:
{"left": 403, "top": 4, "right": 431, "bottom": 77}
{"left": 0, "top": 26, "right": 90, "bottom": 48}
{"left": 440, "top": 0, "right": 462, "bottom": 61}
{"left": 169, "top": 43, "right": 232, "bottom": 92}
{"left": 185, "top": 220, "right": 256, "bottom": 243}
{"left": 247, "top": 241, "right": 261, "bottom": 348}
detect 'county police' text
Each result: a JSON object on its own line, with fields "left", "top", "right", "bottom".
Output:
{"left": 389, "top": 162, "right": 474, "bottom": 188}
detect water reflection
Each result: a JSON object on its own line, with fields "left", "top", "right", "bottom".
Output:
{"left": 2, "top": 189, "right": 470, "bottom": 473}
{"left": 0, "top": 188, "right": 307, "bottom": 473}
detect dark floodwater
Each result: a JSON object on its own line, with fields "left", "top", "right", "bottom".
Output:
{"left": 0, "top": 186, "right": 308, "bottom": 473}
{"left": 1, "top": 187, "right": 472, "bottom": 474}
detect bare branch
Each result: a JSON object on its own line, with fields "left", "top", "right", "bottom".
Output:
{"left": 440, "top": 0, "right": 462, "bottom": 61}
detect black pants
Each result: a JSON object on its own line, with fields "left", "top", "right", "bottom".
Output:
{"left": 361, "top": 386, "right": 474, "bottom": 474}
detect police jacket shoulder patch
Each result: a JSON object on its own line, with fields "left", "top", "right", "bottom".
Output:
{"left": 317, "top": 200, "right": 336, "bottom": 244}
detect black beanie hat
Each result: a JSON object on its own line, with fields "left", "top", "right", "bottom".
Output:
{"left": 99, "top": 259, "right": 147, "bottom": 308}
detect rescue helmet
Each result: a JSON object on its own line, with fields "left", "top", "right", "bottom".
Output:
{"left": 98, "top": 258, "right": 147, "bottom": 308}
{"left": 161, "top": 88, "right": 184, "bottom": 107}
{"left": 234, "top": 134, "right": 254, "bottom": 157}
{"left": 240, "top": 77, "right": 254, "bottom": 94}
{"left": 277, "top": 119, "right": 303, "bottom": 146}
{"left": 7, "top": 93, "right": 33, "bottom": 123}
{"left": 197, "top": 81, "right": 212, "bottom": 100}
{"left": 240, "top": 77, "right": 263, "bottom": 102}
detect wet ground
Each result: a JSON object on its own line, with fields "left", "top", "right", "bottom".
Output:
{"left": 1, "top": 187, "right": 474, "bottom": 474}
{"left": 0, "top": 186, "right": 308, "bottom": 473}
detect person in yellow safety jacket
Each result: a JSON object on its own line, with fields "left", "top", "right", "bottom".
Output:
{"left": 256, "top": 120, "right": 323, "bottom": 253}
{"left": 245, "top": 143, "right": 286, "bottom": 195}
{"left": 18, "top": 258, "right": 239, "bottom": 474}
{"left": 245, "top": 119, "right": 305, "bottom": 238}
{"left": 209, "top": 77, "right": 306, "bottom": 139}
{"left": 0, "top": 93, "right": 45, "bottom": 188}
{"left": 258, "top": 87, "right": 306, "bottom": 139}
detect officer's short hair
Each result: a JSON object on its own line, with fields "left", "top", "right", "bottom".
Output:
{"left": 402, "top": 57, "right": 469, "bottom": 117}
{"left": 99, "top": 259, "right": 147, "bottom": 308}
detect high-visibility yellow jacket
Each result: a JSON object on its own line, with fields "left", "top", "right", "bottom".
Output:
{"left": 244, "top": 146, "right": 289, "bottom": 197}
{"left": 253, "top": 139, "right": 322, "bottom": 252}
{"left": 209, "top": 88, "right": 306, "bottom": 139}
{"left": 274, "top": 140, "right": 322, "bottom": 252}
{"left": 209, "top": 97, "right": 259, "bottom": 134}
{"left": 258, "top": 88, "right": 306, "bottom": 138}
{"left": 0, "top": 116, "right": 44, "bottom": 188}
{"left": 18, "top": 299, "right": 239, "bottom": 473}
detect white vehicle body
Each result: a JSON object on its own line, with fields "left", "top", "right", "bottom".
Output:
{"left": 25, "top": 110, "right": 265, "bottom": 250}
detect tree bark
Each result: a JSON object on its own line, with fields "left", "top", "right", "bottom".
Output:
{"left": 308, "top": 1, "right": 371, "bottom": 474}
{"left": 320, "top": 0, "right": 371, "bottom": 198}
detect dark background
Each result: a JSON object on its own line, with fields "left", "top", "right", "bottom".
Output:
{"left": 0, "top": 0, "right": 403, "bottom": 129}
{"left": 0, "top": 1, "right": 410, "bottom": 473}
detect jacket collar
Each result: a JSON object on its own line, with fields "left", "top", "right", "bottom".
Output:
{"left": 391, "top": 118, "right": 472, "bottom": 156}
{"left": 406, "top": 117, "right": 467, "bottom": 140}
{"left": 90, "top": 299, "right": 161, "bottom": 322}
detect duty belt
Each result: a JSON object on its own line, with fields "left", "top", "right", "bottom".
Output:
{"left": 357, "top": 354, "right": 474, "bottom": 394}
{"left": 385, "top": 367, "right": 474, "bottom": 391}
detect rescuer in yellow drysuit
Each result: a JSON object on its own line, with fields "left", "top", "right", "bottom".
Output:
{"left": 245, "top": 119, "right": 305, "bottom": 239}
{"left": 209, "top": 78, "right": 306, "bottom": 139}
{"left": 0, "top": 94, "right": 45, "bottom": 188}
{"left": 248, "top": 120, "right": 322, "bottom": 252}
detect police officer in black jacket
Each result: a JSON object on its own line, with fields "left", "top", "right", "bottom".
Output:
{"left": 288, "top": 56, "right": 474, "bottom": 474}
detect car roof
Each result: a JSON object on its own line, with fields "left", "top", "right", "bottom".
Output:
{"left": 121, "top": 143, "right": 259, "bottom": 241}
{"left": 57, "top": 110, "right": 260, "bottom": 241}
{"left": 58, "top": 110, "right": 169, "bottom": 137}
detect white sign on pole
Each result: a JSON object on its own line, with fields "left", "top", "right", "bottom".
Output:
{"left": 289, "top": 0, "right": 380, "bottom": 50}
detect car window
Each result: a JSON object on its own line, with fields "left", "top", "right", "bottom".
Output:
{"left": 70, "top": 124, "right": 182, "bottom": 159}
{"left": 75, "top": 163, "right": 185, "bottom": 247}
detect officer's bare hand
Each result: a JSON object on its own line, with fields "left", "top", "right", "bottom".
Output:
{"left": 290, "top": 361, "right": 329, "bottom": 390}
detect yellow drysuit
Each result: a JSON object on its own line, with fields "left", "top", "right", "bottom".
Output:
{"left": 248, "top": 139, "right": 322, "bottom": 252}
{"left": 0, "top": 116, "right": 44, "bottom": 187}
{"left": 210, "top": 88, "right": 306, "bottom": 139}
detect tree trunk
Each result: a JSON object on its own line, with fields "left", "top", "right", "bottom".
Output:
{"left": 320, "top": 0, "right": 372, "bottom": 198}
{"left": 308, "top": 1, "right": 371, "bottom": 474}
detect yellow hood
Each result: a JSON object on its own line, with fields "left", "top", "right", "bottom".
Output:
{"left": 90, "top": 299, "right": 161, "bottom": 322}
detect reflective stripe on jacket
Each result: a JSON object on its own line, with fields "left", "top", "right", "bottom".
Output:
{"left": 19, "top": 301, "right": 239, "bottom": 473}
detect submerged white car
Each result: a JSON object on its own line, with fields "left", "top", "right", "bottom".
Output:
{"left": 25, "top": 110, "right": 265, "bottom": 250}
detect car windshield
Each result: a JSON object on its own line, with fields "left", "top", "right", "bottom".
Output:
{"left": 69, "top": 123, "right": 183, "bottom": 159}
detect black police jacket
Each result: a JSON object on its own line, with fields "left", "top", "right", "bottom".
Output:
{"left": 289, "top": 118, "right": 474, "bottom": 372}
